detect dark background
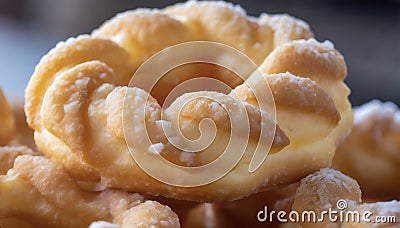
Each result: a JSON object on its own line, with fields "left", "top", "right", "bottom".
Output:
{"left": 0, "top": 0, "right": 399, "bottom": 106}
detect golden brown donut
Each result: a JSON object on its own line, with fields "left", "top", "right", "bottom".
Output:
{"left": 25, "top": 1, "right": 350, "bottom": 201}
{"left": 0, "top": 88, "right": 15, "bottom": 146}
{"left": 35, "top": 61, "right": 289, "bottom": 201}
{"left": 0, "top": 155, "right": 180, "bottom": 228}
{"left": 333, "top": 100, "right": 400, "bottom": 200}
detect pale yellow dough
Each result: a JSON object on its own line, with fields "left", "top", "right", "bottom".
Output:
{"left": 0, "top": 155, "right": 180, "bottom": 228}
{"left": 25, "top": 1, "right": 351, "bottom": 201}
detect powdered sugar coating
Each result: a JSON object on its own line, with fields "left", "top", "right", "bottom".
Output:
{"left": 354, "top": 99, "right": 400, "bottom": 126}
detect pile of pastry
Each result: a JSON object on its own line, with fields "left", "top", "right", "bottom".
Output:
{"left": 0, "top": 1, "right": 399, "bottom": 227}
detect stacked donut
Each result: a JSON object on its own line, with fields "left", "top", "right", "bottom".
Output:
{"left": 0, "top": 92, "right": 179, "bottom": 227}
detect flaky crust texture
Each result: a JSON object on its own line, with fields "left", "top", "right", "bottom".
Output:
{"left": 0, "top": 155, "right": 180, "bottom": 228}
{"left": 333, "top": 100, "right": 400, "bottom": 200}
{"left": 25, "top": 1, "right": 351, "bottom": 201}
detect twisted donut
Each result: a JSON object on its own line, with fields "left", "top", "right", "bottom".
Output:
{"left": 33, "top": 57, "right": 289, "bottom": 201}
{"left": 333, "top": 100, "right": 400, "bottom": 200}
{"left": 25, "top": 1, "right": 350, "bottom": 201}
{"left": 0, "top": 155, "right": 179, "bottom": 228}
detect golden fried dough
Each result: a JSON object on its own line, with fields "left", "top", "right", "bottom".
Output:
{"left": 36, "top": 66, "right": 289, "bottom": 201}
{"left": 0, "top": 146, "right": 35, "bottom": 174}
{"left": 293, "top": 169, "right": 400, "bottom": 228}
{"left": 25, "top": 1, "right": 351, "bottom": 201}
{"left": 0, "top": 155, "right": 179, "bottom": 228}
{"left": 260, "top": 39, "right": 353, "bottom": 145}
{"left": 235, "top": 39, "right": 351, "bottom": 188}
{"left": 333, "top": 100, "right": 400, "bottom": 200}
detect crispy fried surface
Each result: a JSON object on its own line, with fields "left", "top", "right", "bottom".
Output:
{"left": 24, "top": 1, "right": 351, "bottom": 201}
{"left": 0, "top": 155, "right": 179, "bottom": 228}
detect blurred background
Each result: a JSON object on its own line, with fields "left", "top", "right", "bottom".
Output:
{"left": 0, "top": 0, "right": 399, "bottom": 106}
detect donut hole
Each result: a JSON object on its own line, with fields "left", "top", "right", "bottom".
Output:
{"left": 150, "top": 63, "right": 244, "bottom": 106}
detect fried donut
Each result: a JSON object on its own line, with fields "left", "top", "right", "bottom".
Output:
{"left": 34, "top": 60, "right": 289, "bottom": 201}
{"left": 25, "top": 1, "right": 349, "bottom": 201}
{"left": 0, "top": 155, "right": 179, "bottom": 228}
{"left": 292, "top": 168, "right": 400, "bottom": 228}
{"left": 333, "top": 100, "right": 400, "bottom": 200}
{"left": 0, "top": 88, "right": 15, "bottom": 146}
